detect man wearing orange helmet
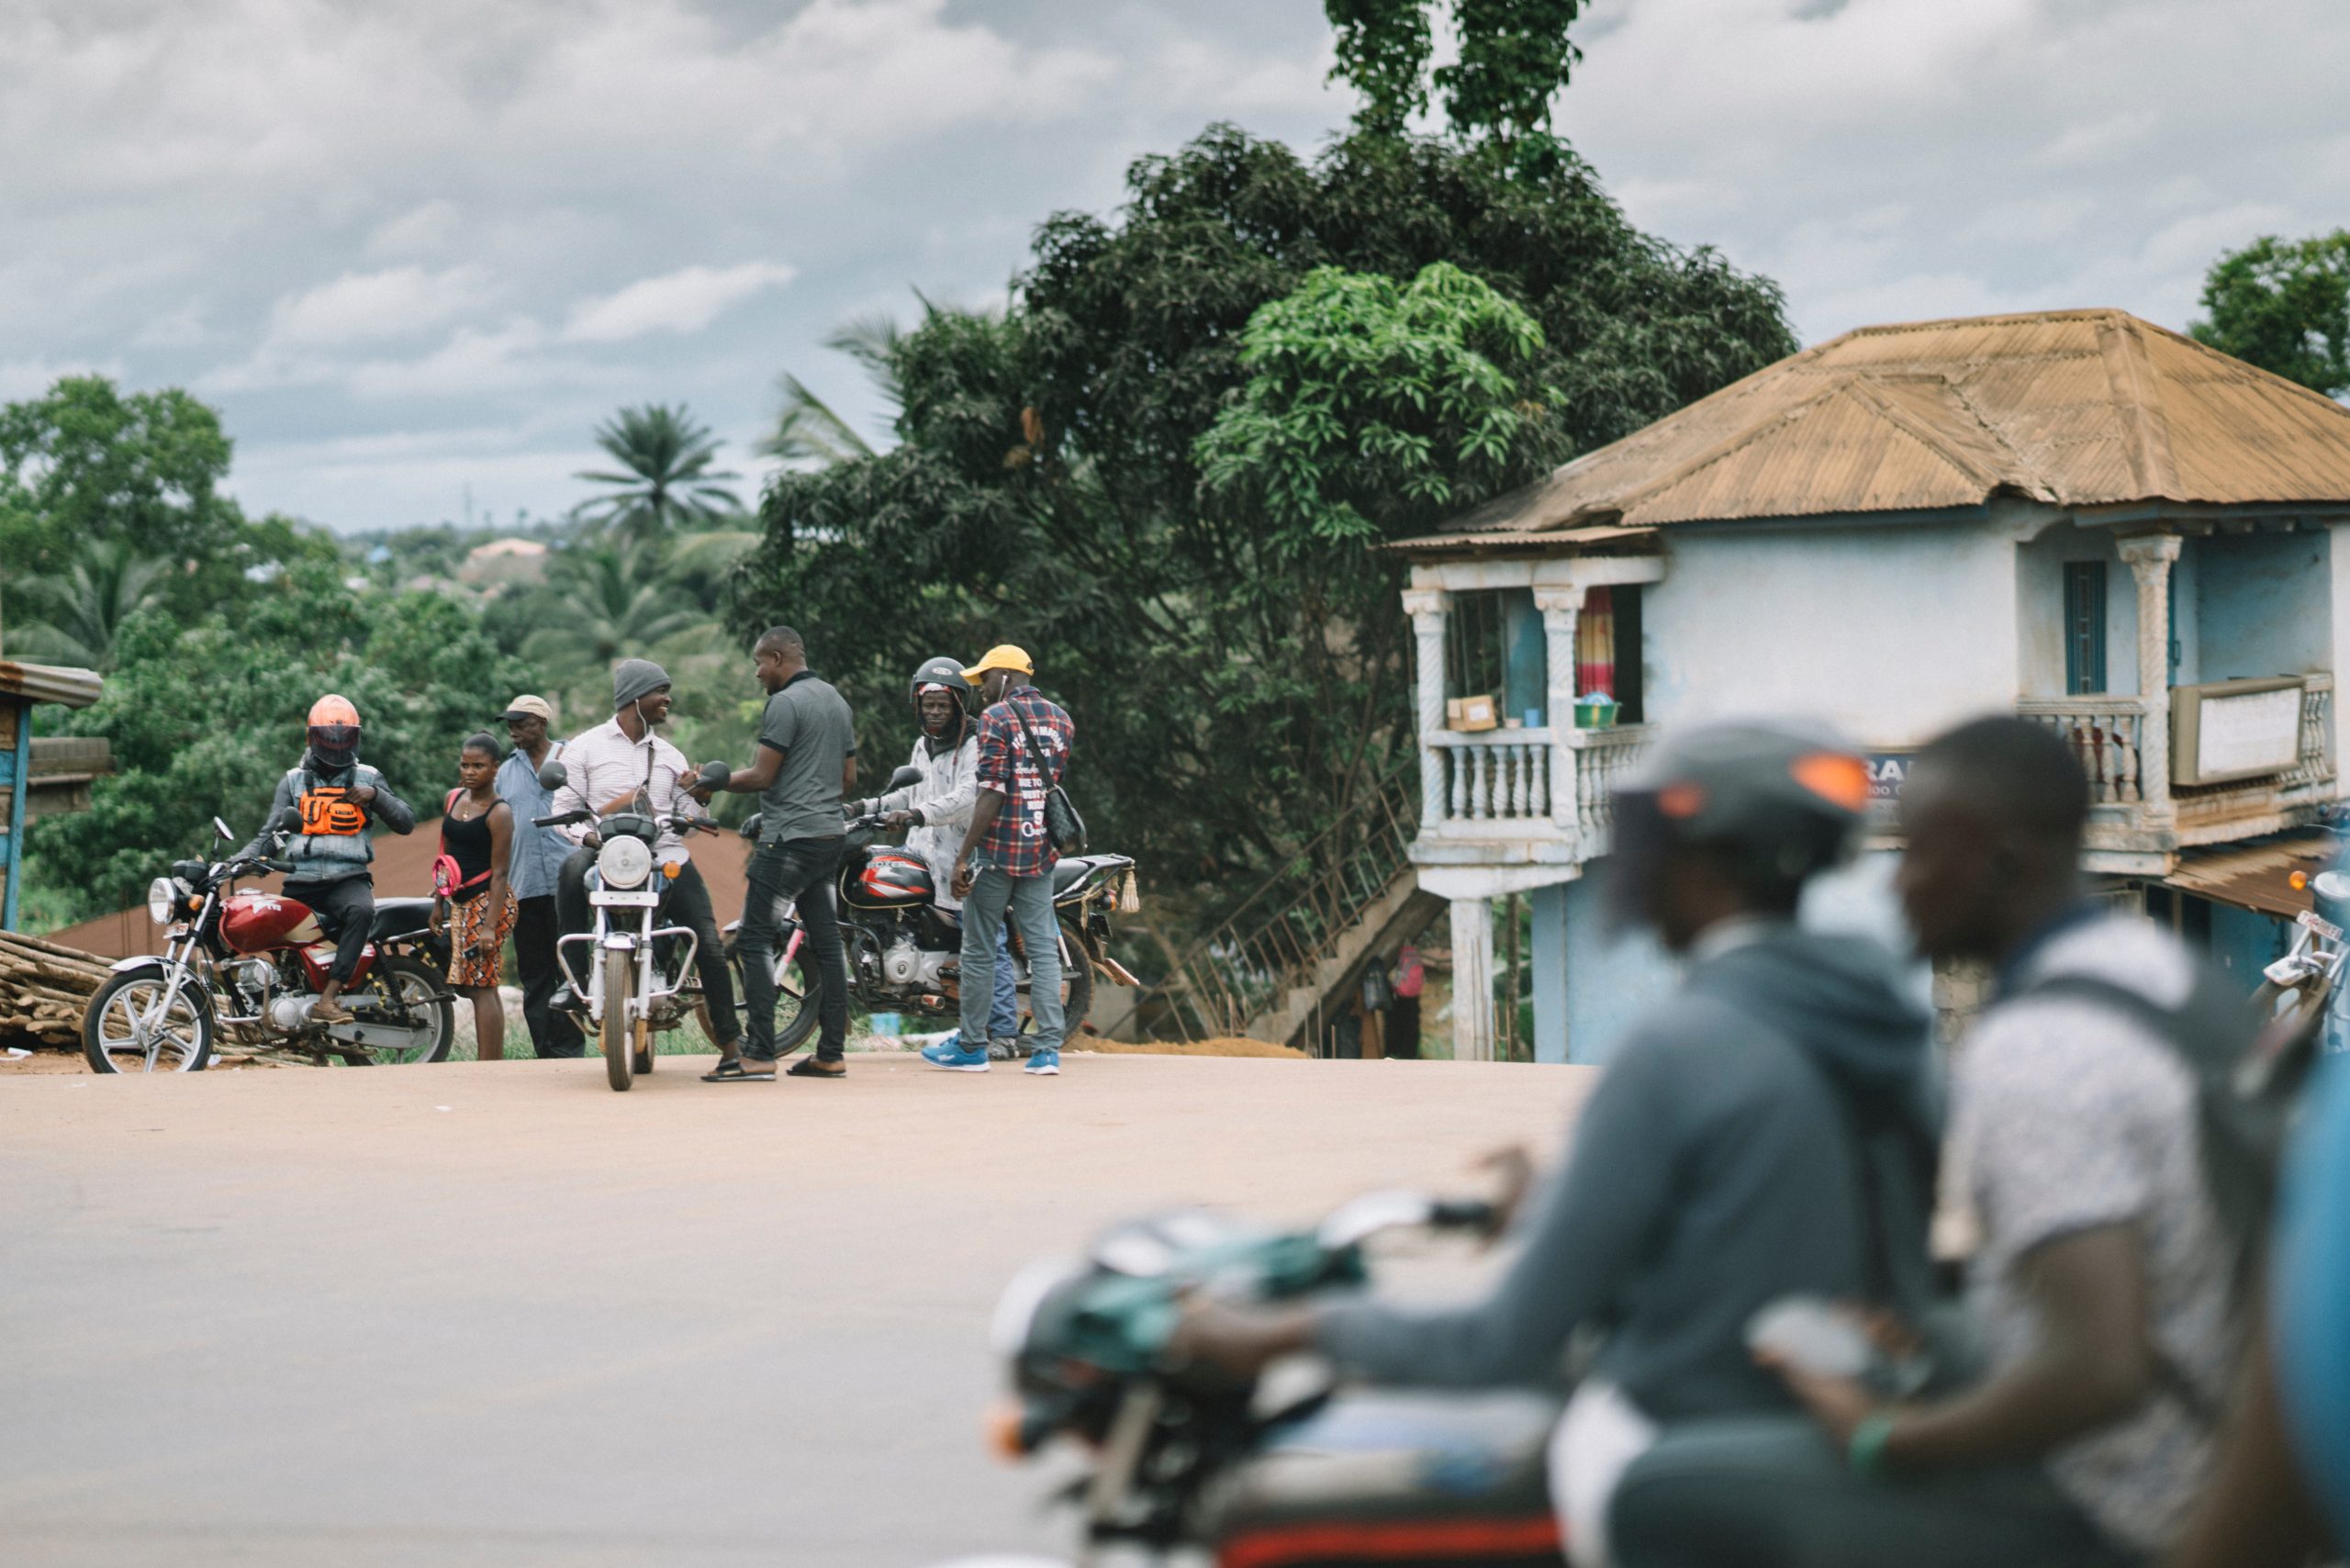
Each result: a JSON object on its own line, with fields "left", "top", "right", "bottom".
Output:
{"left": 241, "top": 694, "right": 416, "bottom": 1025}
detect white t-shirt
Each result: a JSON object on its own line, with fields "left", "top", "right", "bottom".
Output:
{"left": 1953, "top": 913, "right": 2236, "bottom": 1553}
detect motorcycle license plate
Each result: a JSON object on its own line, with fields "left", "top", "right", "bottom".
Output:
{"left": 2299, "top": 908, "right": 2344, "bottom": 942}
{"left": 595, "top": 890, "right": 660, "bottom": 907}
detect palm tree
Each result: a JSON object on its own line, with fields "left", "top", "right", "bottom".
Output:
{"left": 574, "top": 404, "right": 744, "bottom": 543}
{"left": 8, "top": 540, "right": 171, "bottom": 670}
{"left": 520, "top": 540, "right": 708, "bottom": 673}
{"left": 758, "top": 313, "right": 904, "bottom": 467}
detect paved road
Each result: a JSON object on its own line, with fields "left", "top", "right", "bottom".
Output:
{"left": 0, "top": 1053, "right": 1591, "bottom": 1568}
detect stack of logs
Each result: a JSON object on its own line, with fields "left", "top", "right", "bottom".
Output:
{"left": 0, "top": 930, "right": 106, "bottom": 1047}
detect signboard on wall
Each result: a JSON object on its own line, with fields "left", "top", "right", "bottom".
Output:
{"left": 2171, "top": 677, "right": 2306, "bottom": 787}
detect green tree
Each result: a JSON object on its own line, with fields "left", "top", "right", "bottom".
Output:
{"left": 2191, "top": 230, "right": 2350, "bottom": 398}
{"left": 575, "top": 404, "right": 744, "bottom": 542}
{"left": 1196, "top": 262, "right": 1566, "bottom": 547}
{"left": 759, "top": 315, "right": 904, "bottom": 467}
{"left": 1326, "top": 0, "right": 1585, "bottom": 146}
{"left": 734, "top": 124, "right": 1791, "bottom": 891}
{"left": 6, "top": 539, "right": 173, "bottom": 670}
{"left": 520, "top": 539, "right": 706, "bottom": 672}
{"left": 27, "top": 561, "right": 539, "bottom": 922}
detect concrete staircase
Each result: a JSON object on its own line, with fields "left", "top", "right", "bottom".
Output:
{"left": 1238, "top": 872, "right": 1444, "bottom": 1050}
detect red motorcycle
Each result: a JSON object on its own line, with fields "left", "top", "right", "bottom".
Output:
{"left": 81, "top": 815, "right": 453, "bottom": 1072}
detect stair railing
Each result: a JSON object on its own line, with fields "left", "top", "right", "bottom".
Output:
{"left": 1133, "top": 764, "right": 1420, "bottom": 1043}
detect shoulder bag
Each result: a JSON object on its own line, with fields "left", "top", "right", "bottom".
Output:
{"left": 1006, "top": 696, "right": 1087, "bottom": 856}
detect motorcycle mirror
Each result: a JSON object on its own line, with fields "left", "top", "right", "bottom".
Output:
{"left": 699, "top": 760, "right": 731, "bottom": 789}
{"left": 887, "top": 764, "right": 923, "bottom": 790}
{"left": 538, "top": 759, "right": 569, "bottom": 790}
{"left": 1316, "top": 1190, "right": 1438, "bottom": 1250}
{"left": 211, "top": 816, "right": 235, "bottom": 842}
{"left": 738, "top": 812, "right": 764, "bottom": 840}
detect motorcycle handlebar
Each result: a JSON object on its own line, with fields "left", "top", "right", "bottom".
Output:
{"left": 534, "top": 810, "right": 591, "bottom": 828}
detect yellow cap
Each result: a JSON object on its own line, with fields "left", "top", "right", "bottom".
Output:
{"left": 962, "top": 644, "right": 1034, "bottom": 684}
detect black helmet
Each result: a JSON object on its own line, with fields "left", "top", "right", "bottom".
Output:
{"left": 910, "top": 655, "right": 968, "bottom": 737}
{"left": 1606, "top": 719, "right": 1872, "bottom": 931}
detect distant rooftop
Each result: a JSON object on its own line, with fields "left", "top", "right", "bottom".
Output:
{"left": 1407, "top": 308, "right": 2350, "bottom": 548}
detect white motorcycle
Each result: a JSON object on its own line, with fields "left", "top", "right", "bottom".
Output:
{"left": 533, "top": 758, "right": 728, "bottom": 1092}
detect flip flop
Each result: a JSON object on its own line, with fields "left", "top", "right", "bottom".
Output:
{"left": 702, "top": 1058, "right": 775, "bottom": 1082}
{"left": 786, "top": 1057, "right": 846, "bottom": 1080}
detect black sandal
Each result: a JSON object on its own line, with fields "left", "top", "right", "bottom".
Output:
{"left": 786, "top": 1057, "right": 846, "bottom": 1079}
{"left": 702, "top": 1058, "right": 775, "bottom": 1082}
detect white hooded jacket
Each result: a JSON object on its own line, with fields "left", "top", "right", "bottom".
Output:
{"left": 872, "top": 724, "right": 979, "bottom": 910}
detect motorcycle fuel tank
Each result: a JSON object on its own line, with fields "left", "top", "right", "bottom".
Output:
{"left": 219, "top": 890, "right": 322, "bottom": 953}
{"left": 844, "top": 848, "right": 935, "bottom": 910}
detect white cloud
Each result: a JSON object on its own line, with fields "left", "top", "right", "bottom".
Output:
{"left": 560, "top": 263, "right": 798, "bottom": 345}
{"left": 365, "top": 200, "right": 464, "bottom": 259}
{"left": 265, "top": 264, "right": 492, "bottom": 349}
{"left": 0, "top": 356, "right": 128, "bottom": 401}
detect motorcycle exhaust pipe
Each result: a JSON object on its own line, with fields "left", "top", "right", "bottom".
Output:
{"left": 270, "top": 994, "right": 318, "bottom": 1032}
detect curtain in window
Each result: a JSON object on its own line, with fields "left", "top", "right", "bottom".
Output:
{"left": 1576, "top": 587, "right": 1616, "bottom": 698}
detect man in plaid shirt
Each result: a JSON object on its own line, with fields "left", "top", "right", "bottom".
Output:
{"left": 930, "top": 644, "right": 1075, "bottom": 1076}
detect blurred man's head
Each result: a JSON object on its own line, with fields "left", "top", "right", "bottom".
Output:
{"left": 1897, "top": 717, "right": 2088, "bottom": 964}
{"left": 1606, "top": 720, "right": 1870, "bottom": 954}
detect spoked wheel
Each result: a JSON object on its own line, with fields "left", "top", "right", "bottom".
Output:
{"left": 348, "top": 954, "right": 455, "bottom": 1065}
{"left": 602, "top": 946, "right": 634, "bottom": 1092}
{"left": 82, "top": 970, "right": 214, "bottom": 1073}
{"left": 734, "top": 939, "right": 819, "bottom": 1058}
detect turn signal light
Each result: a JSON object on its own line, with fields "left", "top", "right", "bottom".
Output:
{"left": 663, "top": 861, "right": 681, "bottom": 879}
{"left": 985, "top": 1400, "right": 1027, "bottom": 1462}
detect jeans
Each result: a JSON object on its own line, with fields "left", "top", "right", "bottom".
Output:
{"left": 556, "top": 848, "right": 740, "bottom": 1049}
{"left": 282, "top": 876, "right": 374, "bottom": 987}
{"left": 739, "top": 835, "right": 848, "bottom": 1061}
{"left": 512, "top": 893, "right": 584, "bottom": 1058}
{"left": 960, "top": 868, "right": 1060, "bottom": 1050}
{"left": 990, "top": 924, "right": 1017, "bottom": 1038}
{"left": 1608, "top": 1417, "right": 2132, "bottom": 1568}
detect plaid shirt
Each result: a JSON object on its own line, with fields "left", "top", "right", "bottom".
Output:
{"left": 974, "top": 687, "right": 1073, "bottom": 878}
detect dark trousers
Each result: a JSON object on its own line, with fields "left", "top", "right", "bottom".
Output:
{"left": 512, "top": 893, "right": 584, "bottom": 1058}
{"left": 737, "top": 835, "right": 847, "bottom": 1061}
{"left": 282, "top": 876, "right": 374, "bottom": 987}
{"left": 556, "top": 848, "right": 740, "bottom": 1049}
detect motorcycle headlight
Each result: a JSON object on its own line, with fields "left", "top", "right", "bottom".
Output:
{"left": 147, "top": 877, "right": 176, "bottom": 925}
{"left": 598, "top": 834, "right": 653, "bottom": 890}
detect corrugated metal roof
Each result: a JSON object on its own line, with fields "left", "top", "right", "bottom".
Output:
{"left": 2163, "top": 830, "right": 2336, "bottom": 919}
{"left": 0, "top": 661, "right": 102, "bottom": 709}
{"left": 1413, "top": 308, "right": 2350, "bottom": 545}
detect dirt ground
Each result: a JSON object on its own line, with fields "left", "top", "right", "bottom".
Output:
{"left": 0, "top": 1050, "right": 1593, "bottom": 1568}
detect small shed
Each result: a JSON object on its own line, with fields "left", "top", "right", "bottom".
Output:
{"left": 0, "top": 660, "right": 108, "bottom": 929}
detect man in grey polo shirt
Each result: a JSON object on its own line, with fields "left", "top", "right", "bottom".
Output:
{"left": 699, "top": 624, "right": 856, "bottom": 1081}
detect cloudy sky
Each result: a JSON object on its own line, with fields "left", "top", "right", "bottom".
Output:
{"left": 6, "top": 0, "right": 2346, "bottom": 534}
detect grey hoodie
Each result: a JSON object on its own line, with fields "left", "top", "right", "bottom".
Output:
{"left": 1316, "top": 925, "right": 1937, "bottom": 1423}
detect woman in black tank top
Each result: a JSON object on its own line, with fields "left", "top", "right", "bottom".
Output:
{"left": 431, "top": 734, "right": 515, "bottom": 1058}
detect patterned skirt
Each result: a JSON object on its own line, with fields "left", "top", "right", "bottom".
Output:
{"left": 446, "top": 890, "right": 516, "bottom": 989}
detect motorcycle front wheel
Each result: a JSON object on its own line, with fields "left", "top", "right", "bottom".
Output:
{"left": 82, "top": 970, "right": 215, "bottom": 1073}
{"left": 603, "top": 946, "right": 634, "bottom": 1092}
{"left": 353, "top": 953, "right": 456, "bottom": 1065}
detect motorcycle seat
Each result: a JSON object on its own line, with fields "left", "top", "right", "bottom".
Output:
{"left": 1208, "top": 1390, "right": 1564, "bottom": 1567}
{"left": 1050, "top": 854, "right": 1132, "bottom": 896}
{"left": 370, "top": 897, "right": 437, "bottom": 941}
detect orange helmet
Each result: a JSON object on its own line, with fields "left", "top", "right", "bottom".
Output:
{"left": 307, "top": 694, "right": 363, "bottom": 769}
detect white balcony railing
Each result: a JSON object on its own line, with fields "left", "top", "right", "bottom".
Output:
{"left": 1571, "top": 724, "right": 1654, "bottom": 841}
{"left": 2016, "top": 696, "right": 2149, "bottom": 804}
{"left": 1428, "top": 729, "right": 1554, "bottom": 823}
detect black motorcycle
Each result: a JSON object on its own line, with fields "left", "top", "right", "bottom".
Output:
{"left": 726, "top": 765, "right": 1138, "bottom": 1054}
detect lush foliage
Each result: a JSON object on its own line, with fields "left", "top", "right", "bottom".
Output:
{"left": 732, "top": 121, "right": 1794, "bottom": 900}
{"left": 575, "top": 404, "right": 745, "bottom": 542}
{"left": 2191, "top": 230, "right": 2350, "bottom": 398}
{"left": 1327, "top": 0, "right": 1587, "bottom": 146}
{"left": 1196, "top": 262, "right": 1566, "bottom": 548}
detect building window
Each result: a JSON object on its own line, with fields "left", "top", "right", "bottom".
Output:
{"left": 2064, "top": 562, "right": 2108, "bottom": 695}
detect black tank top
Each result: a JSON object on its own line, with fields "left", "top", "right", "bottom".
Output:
{"left": 443, "top": 800, "right": 498, "bottom": 902}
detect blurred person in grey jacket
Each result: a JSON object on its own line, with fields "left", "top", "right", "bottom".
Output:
{"left": 1173, "top": 722, "right": 1939, "bottom": 1568}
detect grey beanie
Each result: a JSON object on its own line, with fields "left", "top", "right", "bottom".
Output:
{"left": 612, "top": 658, "right": 671, "bottom": 712}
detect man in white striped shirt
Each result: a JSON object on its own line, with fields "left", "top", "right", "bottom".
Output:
{"left": 549, "top": 658, "right": 741, "bottom": 1057}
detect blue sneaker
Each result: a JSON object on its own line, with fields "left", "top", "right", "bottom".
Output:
{"left": 1023, "top": 1047, "right": 1060, "bottom": 1077}
{"left": 922, "top": 1035, "right": 990, "bottom": 1073}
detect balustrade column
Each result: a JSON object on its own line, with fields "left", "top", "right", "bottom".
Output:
{"left": 1534, "top": 586, "right": 1582, "bottom": 832}
{"left": 1405, "top": 588, "right": 1449, "bottom": 829}
{"left": 2117, "top": 535, "right": 2180, "bottom": 817}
